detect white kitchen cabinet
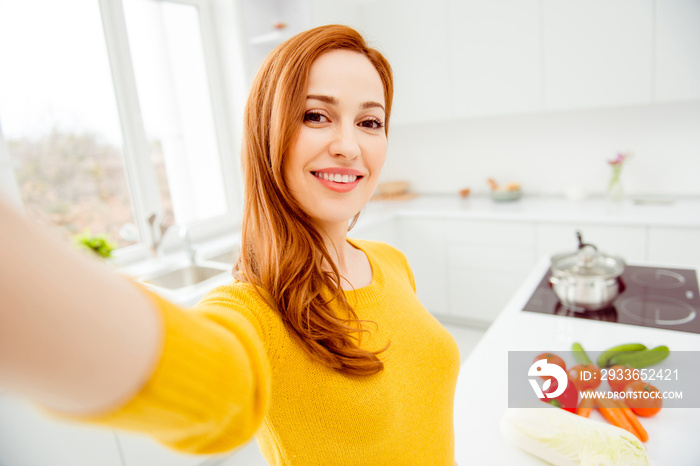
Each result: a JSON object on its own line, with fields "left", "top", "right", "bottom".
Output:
{"left": 542, "top": 0, "right": 653, "bottom": 110}
{"left": 354, "top": 0, "right": 453, "bottom": 125}
{"left": 0, "top": 393, "right": 123, "bottom": 466}
{"left": 535, "top": 222, "right": 647, "bottom": 263}
{"left": 396, "top": 216, "right": 449, "bottom": 315}
{"left": 303, "top": 0, "right": 698, "bottom": 124}
{"left": 447, "top": 0, "right": 542, "bottom": 118}
{"left": 351, "top": 215, "right": 399, "bottom": 246}
{"left": 444, "top": 219, "right": 536, "bottom": 324}
{"left": 116, "top": 430, "right": 240, "bottom": 466}
{"left": 647, "top": 226, "right": 700, "bottom": 267}
{"left": 117, "top": 432, "right": 197, "bottom": 466}
{"left": 215, "top": 440, "right": 267, "bottom": 466}
{"left": 654, "top": 0, "right": 700, "bottom": 102}
{"left": 447, "top": 267, "right": 531, "bottom": 325}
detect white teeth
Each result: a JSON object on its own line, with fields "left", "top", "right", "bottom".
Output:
{"left": 314, "top": 172, "right": 358, "bottom": 183}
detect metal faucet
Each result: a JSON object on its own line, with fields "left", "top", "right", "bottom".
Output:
{"left": 146, "top": 212, "right": 197, "bottom": 262}
{"left": 147, "top": 212, "right": 174, "bottom": 257}
{"left": 178, "top": 224, "right": 197, "bottom": 264}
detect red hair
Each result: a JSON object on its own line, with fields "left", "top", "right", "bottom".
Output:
{"left": 233, "top": 25, "right": 393, "bottom": 376}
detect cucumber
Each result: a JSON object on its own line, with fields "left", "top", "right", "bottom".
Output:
{"left": 608, "top": 345, "right": 670, "bottom": 368}
{"left": 597, "top": 343, "right": 648, "bottom": 368}
{"left": 572, "top": 342, "right": 593, "bottom": 365}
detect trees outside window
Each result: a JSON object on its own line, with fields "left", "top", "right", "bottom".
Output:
{"left": 0, "top": 0, "right": 240, "bottom": 256}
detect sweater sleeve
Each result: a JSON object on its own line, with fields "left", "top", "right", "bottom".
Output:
{"left": 68, "top": 286, "right": 271, "bottom": 455}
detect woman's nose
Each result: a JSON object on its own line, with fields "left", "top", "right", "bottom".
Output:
{"left": 329, "top": 123, "right": 360, "bottom": 159}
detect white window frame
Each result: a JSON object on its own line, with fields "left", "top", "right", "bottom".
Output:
{"left": 0, "top": 0, "right": 244, "bottom": 264}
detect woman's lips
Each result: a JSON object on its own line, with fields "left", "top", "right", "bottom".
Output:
{"left": 311, "top": 169, "right": 364, "bottom": 193}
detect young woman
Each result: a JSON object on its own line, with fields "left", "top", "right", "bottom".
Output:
{"left": 0, "top": 25, "right": 460, "bottom": 464}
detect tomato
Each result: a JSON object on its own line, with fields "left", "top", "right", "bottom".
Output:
{"left": 624, "top": 381, "right": 662, "bottom": 417}
{"left": 541, "top": 376, "right": 579, "bottom": 413}
{"left": 568, "top": 363, "right": 602, "bottom": 391}
{"left": 533, "top": 352, "right": 566, "bottom": 379}
{"left": 607, "top": 365, "right": 640, "bottom": 393}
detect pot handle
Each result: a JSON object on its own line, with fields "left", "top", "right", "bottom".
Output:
{"left": 617, "top": 276, "right": 626, "bottom": 294}
{"left": 576, "top": 231, "right": 598, "bottom": 251}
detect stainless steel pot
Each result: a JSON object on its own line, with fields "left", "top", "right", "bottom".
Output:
{"left": 549, "top": 233, "right": 626, "bottom": 311}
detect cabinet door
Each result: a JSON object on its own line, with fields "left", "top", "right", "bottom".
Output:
{"left": 117, "top": 431, "right": 213, "bottom": 466}
{"left": 535, "top": 222, "right": 647, "bottom": 263}
{"left": 214, "top": 440, "right": 266, "bottom": 466}
{"left": 359, "top": 0, "right": 452, "bottom": 125}
{"left": 397, "top": 216, "right": 448, "bottom": 315}
{"left": 445, "top": 219, "right": 536, "bottom": 323}
{"left": 542, "top": 0, "right": 653, "bottom": 110}
{"left": 655, "top": 0, "right": 700, "bottom": 102}
{"left": 351, "top": 217, "right": 399, "bottom": 246}
{"left": 448, "top": 0, "right": 541, "bottom": 118}
{"left": 0, "top": 394, "right": 122, "bottom": 466}
{"left": 647, "top": 226, "right": 700, "bottom": 267}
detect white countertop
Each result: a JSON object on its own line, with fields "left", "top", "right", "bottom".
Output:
{"left": 453, "top": 256, "right": 700, "bottom": 465}
{"left": 124, "top": 193, "right": 700, "bottom": 306}
{"left": 359, "top": 193, "right": 700, "bottom": 228}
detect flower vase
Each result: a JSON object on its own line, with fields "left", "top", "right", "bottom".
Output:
{"left": 607, "top": 179, "right": 623, "bottom": 202}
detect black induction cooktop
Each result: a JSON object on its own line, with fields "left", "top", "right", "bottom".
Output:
{"left": 522, "top": 265, "right": 700, "bottom": 334}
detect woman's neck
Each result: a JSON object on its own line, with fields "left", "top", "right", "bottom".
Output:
{"left": 318, "top": 221, "right": 372, "bottom": 290}
{"left": 319, "top": 221, "right": 351, "bottom": 272}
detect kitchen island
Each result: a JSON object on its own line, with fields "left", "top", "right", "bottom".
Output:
{"left": 452, "top": 255, "right": 700, "bottom": 465}
{"left": 355, "top": 193, "right": 700, "bottom": 326}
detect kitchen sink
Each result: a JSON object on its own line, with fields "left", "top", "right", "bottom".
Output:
{"left": 141, "top": 264, "right": 229, "bottom": 290}
{"left": 203, "top": 249, "right": 237, "bottom": 265}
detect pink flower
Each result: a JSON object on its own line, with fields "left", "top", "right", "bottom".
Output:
{"left": 608, "top": 152, "right": 627, "bottom": 166}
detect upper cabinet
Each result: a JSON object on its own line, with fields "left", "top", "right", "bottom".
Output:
{"left": 246, "top": 0, "right": 700, "bottom": 124}
{"left": 360, "top": 0, "right": 453, "bottom": 126}
{"left": 655, "top": 0, "right": 700, "bottom": 102}
{"left": 542, "top": 0, "right": 653, "bottom": 111}
{"left": 309, "top": 0, "right": 453, "bottom": 126}
{"left": 448, "top": 0, "right": 542, "bottom": 118}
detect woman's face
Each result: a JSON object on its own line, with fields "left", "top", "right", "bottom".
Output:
{"left": 284, "top": 49, "right": 387, "bottom": 231}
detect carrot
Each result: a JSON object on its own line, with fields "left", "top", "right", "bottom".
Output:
{"left": 616, "top": 399, "right": 649, "bottom": 443}
{"left": 594, "top": 398, "right": 640, "bottom": 440}
{"left": 576, "top": 395, "right": 595, "bottom": 418}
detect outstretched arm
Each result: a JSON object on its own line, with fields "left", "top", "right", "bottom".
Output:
{"left": 0, "top": 197, "right": 270, "bottom": 454}
{"left": 0, "top": 196, "right": 162, "bottom": 414}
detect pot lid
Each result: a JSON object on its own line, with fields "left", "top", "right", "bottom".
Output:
{"left": 551, "top": 245, "right": 625, "bottom": 278}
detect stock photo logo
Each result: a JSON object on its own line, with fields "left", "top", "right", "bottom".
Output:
{"left": 528, "top": 358, "right": 568, "bottom": 399}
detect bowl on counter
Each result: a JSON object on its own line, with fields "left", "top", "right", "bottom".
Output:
{"left": 490, "top": 189, "right": 522, "bottom": 202}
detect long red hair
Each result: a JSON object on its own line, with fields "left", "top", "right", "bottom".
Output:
{"left": 233, "top": 25, "right": 393, "bottom": 377}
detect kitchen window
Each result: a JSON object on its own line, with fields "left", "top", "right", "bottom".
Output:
{"left": 0, "top": 0, "right": 240, "bottom": 260}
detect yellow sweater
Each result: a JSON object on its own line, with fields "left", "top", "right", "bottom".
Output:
{"left": 85, "top": 239, "right": 461, "bottom": 465}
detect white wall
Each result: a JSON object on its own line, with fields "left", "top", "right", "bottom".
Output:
{"left": 381, "top": 101, "right": 700, "bottom": 198}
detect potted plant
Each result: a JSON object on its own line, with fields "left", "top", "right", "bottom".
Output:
{"left": 73, "top": 230, "right": 116, "bottom": 260}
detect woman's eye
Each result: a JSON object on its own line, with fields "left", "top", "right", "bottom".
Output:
{"left": 304, "top": 111, "right": 328, "bottom": 123}
{"left": 360, "top": 118, "right": 384, "bottom": 130}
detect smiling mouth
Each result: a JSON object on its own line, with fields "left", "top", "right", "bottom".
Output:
{"left": 311, "top": 171, "right": 363, "bottom": 184}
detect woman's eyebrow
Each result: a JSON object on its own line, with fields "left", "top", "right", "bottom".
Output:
{"left": 307, "top": 94, "right": 337, "bottom": 105}
{"left": 306, "top": 94, "right": 385, "bottom": 112}
{"left": 361, "top": 101, "right": 385, "bottom": 112}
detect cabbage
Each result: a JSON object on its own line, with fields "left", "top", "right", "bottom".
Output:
{"left": 501, "top": 407, "right": 648, "bottom": 465}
